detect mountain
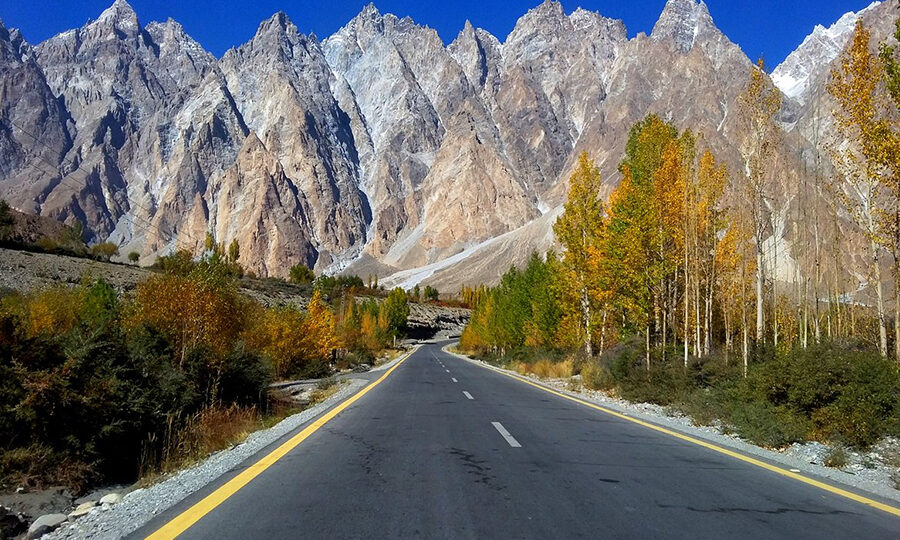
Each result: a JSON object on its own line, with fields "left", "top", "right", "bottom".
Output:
{"left": 0, "top": 0, "right": 896, "bottom": 290}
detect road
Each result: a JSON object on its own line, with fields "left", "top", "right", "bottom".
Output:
{"left": 134, "top": 341, "right": 900, "bottom": 539}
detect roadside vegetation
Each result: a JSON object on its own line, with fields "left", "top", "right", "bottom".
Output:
{"left": 461, "top": 17, "right": 900, "bottom": 453}
{"left": 0, "top": 245, "right": 411, "bottom": 493}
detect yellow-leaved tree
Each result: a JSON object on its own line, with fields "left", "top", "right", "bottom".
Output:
{"left": 554, "top": 152, "right": 607, "bottom": 357}
{"left": 828, "top": 20, "right": 892, "bottom": 357}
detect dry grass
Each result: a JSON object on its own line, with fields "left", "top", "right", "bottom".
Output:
{"left": 309, "top": 378, "right": 344, "bottom": 404}
{"left": 513, "top": 358, "right": 574, "bottom": 379}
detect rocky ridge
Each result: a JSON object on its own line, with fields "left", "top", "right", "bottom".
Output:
{"left": 1, "top": 0, "right": 897, "bottom": 291}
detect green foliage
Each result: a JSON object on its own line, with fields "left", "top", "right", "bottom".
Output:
{"left": 581, "top": 341, "right": 899, "bottom": 449}
{"left": 382, "top": 288, "right": 410, "bottom": 338}
{"left": 289, "top": 264, "right": 316, "bottom": 284}
{"left": 128, "top": 251, "right": 140, "bottom": 263}
{"left": 423, "top": 286, "right": 439, "bottom": 302}
{"left": 460, "top": 252, "right": 561, "bottom": 353}
{"left": 314, "top": 274, "right": 364, "bottom": 295}
{"left": 0, "top": 199, "right": 13, "bottom": 240}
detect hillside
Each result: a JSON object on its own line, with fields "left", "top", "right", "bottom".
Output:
{"left": 0, "top": 0, "right": 898, "bottom": 292}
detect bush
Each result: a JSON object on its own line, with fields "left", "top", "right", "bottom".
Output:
{"left": 91, "top": 242, "right": 119, "bottom": 261}
{"left": 0, "top": 266, "right": 329, "bottom": 491}
{"left": 289, "top": 264, "right": 315, "bottom": 284}
{"left": 128, "top": 251, "right": 140, "bottom": 263}
{"left": 581, "top": 360, "right": 615, "bottom": 391}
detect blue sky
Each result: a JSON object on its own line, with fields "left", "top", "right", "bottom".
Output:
{"left": 1, "top": 1, "right": 876, "bottom": 68}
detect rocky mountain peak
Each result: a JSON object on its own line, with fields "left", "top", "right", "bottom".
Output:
{"left": 93, "top": 0, "right": 140, "bottom": 35}
{"left": 772, "top": 1, "right": 881, "bottom": 104}
{"left": 652, "top": 0, "right": 714, "bottom": 53}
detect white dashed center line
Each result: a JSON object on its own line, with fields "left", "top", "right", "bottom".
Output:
{"left": 491, "top": 422, "right": 521, "bottom": 448}
{"left": 451, "top": 378, "right": 458, "bottom": 383}
{"left": 463, "top": 391, "right": 474, "bottom": 400}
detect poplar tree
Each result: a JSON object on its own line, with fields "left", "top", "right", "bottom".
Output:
{"left": 554, "top": 152, "right": 606, "bottom": 357}
{"left": 737, "top": 57, "right": 782, "bottom": 347}
{"left": 828, "top": 21, "right": 891, "bottom": 357}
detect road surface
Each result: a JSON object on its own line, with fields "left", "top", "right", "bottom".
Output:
{"left": 134, "top": 341, "right": 900, "bottom": 539}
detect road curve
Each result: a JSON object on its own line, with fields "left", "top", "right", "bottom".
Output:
{"left": 133, "top": 342, "right": 900, "bottom": 539}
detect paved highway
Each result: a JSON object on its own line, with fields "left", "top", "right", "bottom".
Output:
{"left": 134, "top": 342, "right": 900, "bottom": 539}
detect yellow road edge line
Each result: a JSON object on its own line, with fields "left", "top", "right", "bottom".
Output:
{"left": 146, "top": 347, "right": 417, "bottom": 540}
{"left": 448, "top": 347, "right": 900, "bottom": 518}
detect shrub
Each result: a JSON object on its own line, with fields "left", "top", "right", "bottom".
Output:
{"left": 824, "top": 446, "right": 849, "bottom": 468}
{"left": 289, "top": 264, "right": 315, "bottom": 284}
{"left": 128, "top": 251, "right": 140, "bottom": 263}
{"left": 91, "top": 242, "right": 119, "bottom": 261}
{"left": 581, "top": 360, "right": 615, "bottom": 391}
{"left": 126, "top": 268, "right": 245, "bottom": 360}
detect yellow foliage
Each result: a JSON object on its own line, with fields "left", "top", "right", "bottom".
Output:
{"left": 24, "top": 286, "right": 81, "bottom": 338}
{"left": 126, "top": 272, "right": 243, "bottom": 362}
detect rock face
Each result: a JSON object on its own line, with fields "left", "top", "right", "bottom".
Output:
{"left": 0, "top": 0, "right": 894, "bottom": 289}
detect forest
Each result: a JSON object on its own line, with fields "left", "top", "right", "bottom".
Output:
{"left": 460, "top": 18, "right": 900, "bottom": 451}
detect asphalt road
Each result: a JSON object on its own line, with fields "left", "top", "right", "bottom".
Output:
{"left": 134, "top": 342, "right": 900, "bottom": 539}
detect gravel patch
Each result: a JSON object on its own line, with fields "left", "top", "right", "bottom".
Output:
{"left": 444, "top": 346, "right": 900, "bottom": 505}
{"left": 46, "top": 378, "right": 368, "bottom": 540}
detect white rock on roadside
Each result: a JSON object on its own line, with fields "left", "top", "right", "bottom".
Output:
{"left": 99, "top": 494, "right": 122, "bottom": 505}
{"left": 67, "top": 502, "right": 97, "bottom": 521}
{"left": 28, "top": 513, "right": 68, "bottom": 539}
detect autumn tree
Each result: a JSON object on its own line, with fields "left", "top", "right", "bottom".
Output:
{"left": 554, "top": 152, "right": 607, "bottom": 356}
{"left": 737, "top": 57, "right": 783, "bottom": 347}
{"left": 879, "top": 7, "right": 900, "bottom": 362}
{"left": 828, "top": 20, "right": 892, "bottom": 356}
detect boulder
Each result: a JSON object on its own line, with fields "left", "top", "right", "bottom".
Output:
{"left": 99, "top": 493, "right": 122, "bottom": 505}
{"left": 27, "top": 513, "right": 67, "bottom": 539}
{"left": 68, "top": 501, "right": 97, "bottom": 520}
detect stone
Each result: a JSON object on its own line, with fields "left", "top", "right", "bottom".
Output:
{"left": 27, "top": 513, "right": 67, "bottom": 539}
{"left": 99, "top": 493, "right": 122, "bottom": 505}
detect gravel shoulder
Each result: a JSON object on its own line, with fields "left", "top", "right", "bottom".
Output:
{"left": 443, "top": 345, "right": 900, "bottom": 507}
{"left": 44, "top": 378, "right": 369, "bottom": 540}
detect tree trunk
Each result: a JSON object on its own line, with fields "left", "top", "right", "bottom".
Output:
{"left": 870, "top": 232, "right": 888, "bottom": 356}
{"left": 598, "top": 308, "right": 608, "bottom": 358}
{"left": 581, "top": 285, "right": 593, "bottom": 357}
{"left": 756, "top": 245, "right": 764, "bottom": 343}
{"left": 645, "top": 325, "right": 651, "bottom": 372}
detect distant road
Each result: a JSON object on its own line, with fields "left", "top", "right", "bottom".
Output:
{"left": 134, "top": 342, "right": 900, "bottom": 539}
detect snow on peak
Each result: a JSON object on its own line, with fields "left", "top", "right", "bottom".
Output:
{"left": 772, "top": 1, "right": 881, "bottom": 103}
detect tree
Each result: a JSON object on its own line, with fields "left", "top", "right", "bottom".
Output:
{"left": 91, "top": 242, "right": 119, "bottom": 261}
{"left": 0, "top": 200, "right": 14, "bottom": 243}
{"left": 424, "top": 286, "right": 440, "bottom": 302}
{"left": 289, "top": 264, "right": 316, "bottom": 285}
{"left": 382, "top": 288, "right": 410, "bottom": 343}
{"left": 128, "top": 251, "right": 140, "bottom": 264}
{"left": 738, "top": 57, "right": 782, "bottom": 348}
{"left": 828, "top": 21, "right": 892, "bottom": 356}
{"left": 554, "top": 152, "right": 607, "bottom": 357}
{"left": 228, "top": 239, "right": 240, "bottom": 263}
{"left": 879, "top": 6, "right": 900, "bottom": 362}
